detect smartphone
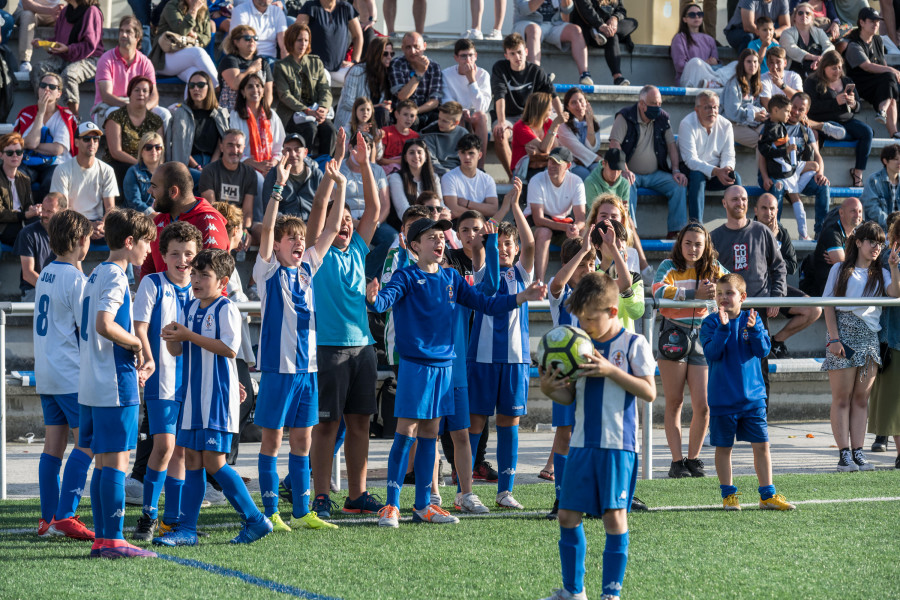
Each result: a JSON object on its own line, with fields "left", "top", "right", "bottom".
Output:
{"left": 845, "top": 84, "right": 856, "bottom": 95}
{"left": 842, "top": 342, "right": 856, "bottom": 360}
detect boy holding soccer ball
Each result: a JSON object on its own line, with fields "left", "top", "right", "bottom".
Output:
{"left": 539, "top": 272, "right": 656, "bottom": 600}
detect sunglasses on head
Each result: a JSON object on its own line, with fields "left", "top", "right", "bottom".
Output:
{"left": 686, "top": 11, "right": 703, "bottom": 17}
{"left": 3, "top": 149, "right": 23, "bottom": 157}
{"left": 39, "top": 82, "right": 59, "bottom": 91}
{"left": 241, "top": 35, "right": 259, "bottom": 41}
{"left": 188, "top": 81, "right": 208, "bottom": 89}
{"left": 383, "top": 50, "right": 395, "bottom": 57}
{"left": 143, "top": 144, "right": 163, "bottom": 152}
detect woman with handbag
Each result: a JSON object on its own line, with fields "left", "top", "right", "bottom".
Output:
{"left": 149, "top": 0, "right": 218, "bottom": 84}
{"left": 652, "top": 222, "right": 728, "bottom": 478}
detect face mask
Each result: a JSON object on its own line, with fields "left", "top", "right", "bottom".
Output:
{"left": 643, "top": 105, "right": 661, "bottom": 120}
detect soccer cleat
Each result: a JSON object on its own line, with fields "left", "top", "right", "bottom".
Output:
{"left": 377, "top": 505, "right": 400, "bottom": 528}
{"left": 152, "top": 527, "right": 199, "bottom": 547}
{"left": 837, "top": 449, "right": 859, "bottom": 472}
{"left": 412, "top": 504, "right": 460, "bottom": 524}
{"left": 38, "top": 518, "right": 63, "bottom": 537}
{"left": 99, "top": 539, "right": 158, "bottom": 559}
{"left": 631, "top": 496, "right": 649, "bottom": 511}
{"left": 545, "top": 498, "right": 559, "bottom": 520}
{"left": 684, "top": 457, "right": 706, "bottom": 478}
{"left": 311, "top": 494, "right": 339, "bottom": 519}
{"left": 90, "top": 541, "right": 103, "bottom": 558}
{"left": 279, "top": 478, "right": 293, "bottom": 503}
{"left": 455, "top": 492, "right": 490, "bottom": 514}
{"left": 204, "top": 482, "right": 227, "bottom": 506}
{"left": 48, "top": 515, "right": 95, "bottom": 540}
{"left": 124, "top": 476, "right": 143, "bottom": 506}
{"left": 230, "top": 517, "right": 273, "bottom": 544}
{"left": 157, "top": 521, "right": 175, "bottom": 536}
{"left": 132, "top": 513, "right": 158, "bottom": 542}
{"left": 759, "top": 494, "right": 796, "bottom": 511}
{"left": 296, "top": 512, "right": 338, "bottom": 530}
{"left": 872, "top": 436, "right": 889, "bottom": 452}
{"left": 723, "top": 493, "right": 741, "bottom": 511}
{"left": 342, "top": 491, "right": 385, "bottom": 514}
{"left": 541, "top": 587, "right": 588, "bottom": 600}
{"left": 496, "top": 491, "right": 524, "bottom": 509}
{"left": 473, "top": 461, "right": 499, "bottom": 482}
{"left": 269, "top": 512, "right": 292, "bottom": 532}
{"left": 852, "top": 448, "right": 875, "bottom": 471}
{"left": 668, "top": 459, "right": 691, "bottom": 478}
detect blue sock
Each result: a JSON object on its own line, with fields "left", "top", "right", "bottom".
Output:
{"left": 38, "top": 453, "right": 62, "bottom": 523}
{"left": 386, "top": 433, "right": 415, "bottom": 507}
{"left": 288, "top": 453, "right": 311, "bottom": 518}
{"left": 496, "top": 425, "right": 518, "bottom": 494}
{"left": 758, "top": 484, "right": 776, "bottom": 501}
{"left": 720, "top": 484, "right": 738, "bottom": 499}
{"left": 413, "top": 437, "right": 436, "bottom": 511}
{"left": 142, "top": 467, "right": 166, "bottom": 519}
{"left": 180, "top": 469, "right": 205, "bottom": 533}
{"left": 90, "top": 467, "right": 103, "bottom": 539}
{"left": 100, "top": 467, "right": 126, "bottom": 541}
{"left": 162, "top": 476, "right": 184, "bottom": 525}
{"left": 468, "top": 432, "right": 481, "bottom": 470}
{"left": 213, "top": 464, "right": 265, "bottom": 524}
{"left": 56, "top": 448, "right": 92, "bottom": 520}
{"left": 257, "top": 453, "right": 279, "bottom": 517}
{"left": 602, "top": 531, "right": 629, "bottom": 598}
{"left": 559, "top": 524, "right": 587, "bottom": 595}
{"left": 334, "top": 418, "right": 346, "bottom": 455}
{"left": 553, "top": 453, "right": 568, "bottom": 501}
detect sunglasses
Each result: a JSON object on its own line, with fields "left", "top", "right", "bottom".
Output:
{"left": 686, "top": 11, "right": 703, "bottom": 17}
{"left": 424, "top": 205, "right": 441, "bottom": 213}
{"left": 796, "top": 10, "right": 811, "bottom": 15}
{"left": 3, "top": 149, "right": 23, "bottom": 157}
{"left": 143, "top": 144, "right": 163, "bottom": 152}
{"left": 188, "top": 81, "right": 208, "bottom": 89}
{"left": 38, "top": 82, "right": 59, "bottom": 90}
{"left": 240, "top": 35, "right": 259, "bottom": 41}
{"left": 383, "top": 50, "right": 395, "bottom": 57}
{"left": 79, "top": 136, "right": 101, "bottom": 143}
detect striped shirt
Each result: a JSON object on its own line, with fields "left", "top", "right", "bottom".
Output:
{"left": 468, "top": 261, "right": 532, "bottom": 364}
{"left": 652, "top": 260, "right": 729, "bottom": 328}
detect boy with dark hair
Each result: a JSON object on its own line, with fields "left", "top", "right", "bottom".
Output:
{"left": 442, "top": 133, "right": 499, "bottom": 218}
{"left": 78, "top": 208, "right": 157, "bottom": 559}
{"left": 379, "top": 99, "right": 420, "bottom": 175}
{"left": 421, "top": 101, "right": 467, "bottom": 175}
{"left": 747, "top": 16, "right": 777, "bottom": 74}
{"left": 443, "top": 40, "right": 491, "bottom": 163}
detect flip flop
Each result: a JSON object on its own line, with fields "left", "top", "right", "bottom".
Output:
{"left": 538, "top": 469, "right": 555, "bottom": 482}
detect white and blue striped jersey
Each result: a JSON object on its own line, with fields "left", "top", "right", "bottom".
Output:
{"left": 133, "top": 273, "right": 193, "bottom": 402}
{"left": 468, "top": 261, "right": 532, "bottom": 364}
{"left": 252, "top": 248, "right": 322, "bottom": 373}
{"left": 179, "top": 296, "right": 242, "bottom": 433}
{"left": 548, "top": 277, "right": 578, "bottom": 328}
{"left": 77, "top": 262, "right": 139, "bottom": 407}
{"left": 33, "top": 262, "right": 86, "bottom": 395}
{"left": 571, "top": 329, "right": 655, "bottom": 452}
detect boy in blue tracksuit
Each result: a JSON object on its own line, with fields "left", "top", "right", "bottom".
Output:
{"left": 699, "top": 273, "right": 795, "bottom": 512}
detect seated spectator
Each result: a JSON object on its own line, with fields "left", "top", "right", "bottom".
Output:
{"left": 843, "top": 8, "right": 900, "bottom": 140}
{"left": 672, "top": 2, "right": 737, "bottom": 88}
{"left": 524, "top": 146, "right": 586, "bottom": 282}
{"left": 102, "top": 76, "right": 165, "bottom": 192}
{"left": 30, "top": 0, "right": 104, "bottom": 116}
{"left": 804, "top": 50, "right": 871, "bottom": 186}
{"left": 167, "top": 71, "right": 230, "bottom": 185}
{"left": 273, "top": 22, "right": 337, "bottom": 159}
{"left": 724, "top": 0, "right": 790, "bottom": 50}
{"left": 230, "top": 72, "right": 285, "bottom": 178}
{"left": 678, "top": 90, "right": 740, "bottom": 224}
{"left": 388, "top": 32, "right": 443, "bottom": 130}
{"left": 570, "top": 0, "right": 638, "bottom": 86}
{"left": 722, "top": 49, "right": 767, "bottom": 148}
{"left": 334, "top": 37, "right": 394, "bottom": 132}
{"left": 198, "top": 129, "right": 258, "bottom": 241}
{"left": 232, "top": 0, "right": 287, "bottom": 64}
{"left": 348, "top": 97, "right": 383, "bottom": 161}
{"left": 442, "top": 39, "right": 491, "bottom": 162}
{"left": 794, "top": 0, "right": 844, "bottom": 42}
{"left": 149, "top": 0, "right": 218, "bottom": 84}
{"left": 490, "top": 33, "right": 558, "bottom": 178}
{"left": 760, "top": 46, "right": 802, "bottom": 108}
{"left": 14, "top": 191, "right": 63, "bottom": 301}
{"left": 556, "top": 87, "right": 602, "bottom": 180}
{"left": 258, "top": 132, "right": 324, "bottom": 227}
{"left": 49, "top": 121, "right": 117, "bottom": 240}
{"left": 511, "top": 91, "right": 563, "bottom": 181}
{"left": 802, "top": 196, "right": 862, "bottom": 295}
{"left": 421, "top": 101, "right": 467, "bottom": 176}
{"left": 122, "top": 131, "right": 164, "bottom": 214}
{"left": 442, "top": 133, "right": 498, "bottom": 218}
{"left": 16, "top": 0, "right": 65, "bottom": 75}
{"left": 747, "top": 16, "right": 778, "bottom": 75}
{"left": 378, "top": 99, "right": 419, "bottom": 175}
{"left": 14, "top": 72, "right": 75, "bottom": 200}
{"left": 513, "top": 0, "right": 593, "bottom": 85}
{"left": 583, "top": 147, "right": 632, "bottom": 211}
{"left": 91, "top": 15, "right": 171, "bottom": 132}
{"left": 218, "top": 25, "right": 274, "bottom": 112}
{"left": 0, "top": 132, "right": 38, "bottom": 246}
{"left": 296, "top": 0, "right": 363, "bottom": 85}
{"left": 608, "top": 85, "right": 688, "bottom": 238}
{"left": 861, "top": 144, "right": 900, "bottom": 230}
{"left": 387, "top": 138, "right": 442, "bottom": 230}
{"left": 781, "top": 3, "right": 834, "bottom": 79}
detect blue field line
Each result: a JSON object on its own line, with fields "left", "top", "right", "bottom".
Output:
{"left": 156, "top": 553, "right": 344, "bottom": 600}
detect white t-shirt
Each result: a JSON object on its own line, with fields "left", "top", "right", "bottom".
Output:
{"left": 524, "top": 170, "right": 586, "bottom": 218}
{"left": 760, "top": 70, "right": 803, "bottom": 99}
{"left": 49, "top": 157, "right": 118, "bottom": 221}
{"left": 441, "top": 167, "right": 497, "bottom": 204}
{"left": 340, "top": 161, "right": 388, "bottom": 220}
{"left": 7, "top": 177, "right": 19, "bottom": 212}
{"left": 33, "top": 261, "right": 86, "bottom": 395}
{"left": 823, "top": 263, "right": 892, "bottom": 331}
{"left": 232, "top": 1, "right": 287, "bottom": 59}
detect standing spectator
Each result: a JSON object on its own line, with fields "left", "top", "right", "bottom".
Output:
{"left": 102, "top": 76, "right": 165, "bottom": 192}
{"left": 861, "top": 145, "right": 900, "bottom": 230}
{"left": 586, "top": 191, "right": 650, "bottom": 277}
{"left": 388, "top": 32, "right": 443, "bottom": 130}
{"left": 382, "top": 0, "right": 427, "bottom": 35}
{"left": 150, "top": 0, "right": 218, "bottom": 84}
{"left": 583, "top": 148, "right": 632, "bottom": 210}
{"left": 296, "top": 0, "right": 363, "bottom": 85}
{"left": 198, "top": 130, "right": 258, "bottom": 234}
{"left": 167, "top": 71, "right": 230, "bottom": 184}
{"left": 678, "top": 90, "right": 739, "bottom": 224}
{"left": 218, "top": 25, "right": 274, "bottom": 112}
{"left": 442, "top": 39, "right": 491, "bottom": 159}
{"left": 16, "top": 0, "right": 65, "bottom": 75}
{"left": 570, "top": 0, "right": 639, "bottom": 86}
{"left": 722, "top": 49, "right": 768, "bottom": 148}
{"left": 780, "top": 3, "right": 834, "bottom": 79}
{"left": 0, "top": 132, "right": 38, "bottom": 246}
{"left": 14, "top": 192, "right": 63, "bottom": 301}
{"left": 556, "top": 87, "right": 602, "bottom": 180}
{"left": 273, "top": 22, "right": 337, "bottom": 159}
{"left": 232, "top": 0, "right": 287, "bottom": 64}
{"left": 513, "top": 0, "right": 593, "bottom": 85}
{"left": 122, "top": 131, "right": 164, "bottom": 214}
{"left": 230, "top": 72, "right": 285, "bottom": 178}
{"left": 822, "top": 221, "right": 900, "bottom": 472}
{"left": 421, "top": 101, "right": 468, "bottom": 176}
{"left": 510, "top": 91, "right": 562, "bottom": 181}
{"left": 724, "top": 0, "right": 790, "bottom": 50}
{"left": 30, "top": 0, "right": 104, "bottom": 116}
{"left": 608, "top": 85, "right": 688, "bottom": 238}
{"left": 802, "top": 196, "right": 863, "bottom": 296}
{"left": 673, "top": 2, "right": 736, "bottom": 88}
{"left": 464, "top": 0, "right": 506, "bottom": 40}
{"left": 442, "top": 134, "right": 499, "bottom": 218}
{"left": 258, "top": 132, "right": 325, "bottom": 225}
{"left": 387, "top": 138, "right": 442, "bottom": 231}
{"left": 760, "top": 46, "right": 803, "bottom": 108}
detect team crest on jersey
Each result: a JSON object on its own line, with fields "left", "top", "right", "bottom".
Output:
{"left": 611, "top": 349, "right": 626, "bottom": 368}
{"left": 204, "top": 315, "right": 214, "bottom": 331}
{"left": 506, "top": 270, "right": 515, "bottom": 281}
{"left": 742, "top": 329, "right": 749, "bottom": 341}
{"left": 447, "top": 284, "right": 454, "bottom": 301}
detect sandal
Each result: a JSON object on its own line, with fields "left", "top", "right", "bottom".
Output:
{"left": 849, "top": 168, "right": 863, "bottom": 187}
{"left": 538, "top": 469, "right": 555, "bottom": 482}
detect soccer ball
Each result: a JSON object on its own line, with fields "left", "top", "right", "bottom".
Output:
{"left": 535, "top": 325, "right": 595, "bottom": 382}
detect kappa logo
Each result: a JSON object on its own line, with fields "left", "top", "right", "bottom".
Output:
{"left": 208, "top": 223, "right": 220, "bottom": 232}
{"left": 619, "top": 490, "right": 627, "bottom": 500}
{"left": 143, "top": 504, "right": 156, "bottom": 513}
{"left": 111, "top": 508, "right": 126, "bottom": 518}
{"left": 164, "top": 290, "right": 173, "bottom": 298}
{"left": 604, "top": 582, "right": 623, "bottom": 591}
{"left": 387, "top": 480, "right": 402, "bottom": 490}
{"left": 262, "top": 491, "right": 278, "bottom": 498}
{"left": 203, "top": 214, "right": 216, "bottom": 220}
{"left": 301, "top": 489, "right": 311, "bottom": 497}
{"left": 501, "top": 468, "right": 516, "bottom": 476}
{"left": 416, "top": 279, "right": 426, "bottom": 285}
{"left": 206, "top": 437, "right": 217, "bottom": 446}
{"left": 70, "top": 487, "right": 84, "bottom": 497}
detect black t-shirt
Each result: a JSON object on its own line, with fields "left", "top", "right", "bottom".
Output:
{"left": 811, "top": 218, "right": 847, "bottom": 295}
{"left": 217, "top": 54, "right": 273, "bottom": 89}
{"left": 444, "top": 247, "right": 474, "bottom": 280}
{"left": 13, "top": 220, "right": 54, "bottom": 293}
{"left": 198, "top": 160, "right": 258, "bottom": 207}
{"left": 192, "top": 108, "right": 220, "bottom": 156}
{"left": 299, "top": 0, "right": 358, "bottom": 72}
{"left": 490, "top": 60, "right": 553, "bottom": 120}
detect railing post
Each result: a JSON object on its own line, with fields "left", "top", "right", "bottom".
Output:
{"left": 641, "top": 305, "right": 655, "bottom": 480}
{"left": 1, "top": 309, "right": 7, "bottom": 500}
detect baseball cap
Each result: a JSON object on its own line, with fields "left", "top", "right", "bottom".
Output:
{"left": 407, "top": 218, "right": 452, "bottom": 242}
{"left": 548, "top": 146, "right": 574, "bottom": 164}
{"left": 77, "top": 121, "right": 103, "bottom": 137}
{"left": 858, "top": 7, "right": 884, "bottom": 21}
{"left": 284, "top": 133, "right": 307, "bottom": 147}
{"left": 604, "top": 148, "right": 626, "bottom": 171}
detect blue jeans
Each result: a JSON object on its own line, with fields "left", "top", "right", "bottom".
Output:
{"left": 628, "top": 171, "right": 687, "bottom": 233}
{"left": 188, "top": 153, "right": 213, "bottom": 188}
{"left": 827, "top": 118, "right": 873, "bottom": 172}
{"left": 725, "top": 27, "right": 754, "bottom": 51}
{"left": 570, "top": 162, "right": 598, "bottom": 181}
{"left": 762, "top": 173, "right": 831, "bottom": 236}
{"left": 0, "top": 10, "right": 13, "bottom": 43}
{"left": 365, "top": 223, "right": 399, "bottom": 280}
{"left": 686, "top": 168, "right": 741, "bottom": 223}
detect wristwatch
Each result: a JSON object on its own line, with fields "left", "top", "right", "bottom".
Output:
{"left": 409, "top": 71, "right": 420, "bottom": 81}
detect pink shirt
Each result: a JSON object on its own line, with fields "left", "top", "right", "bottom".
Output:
{"left": 92, "top": 47, "right": 157, "bottom": 111}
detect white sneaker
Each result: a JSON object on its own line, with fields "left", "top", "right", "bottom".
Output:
{"left": 18, "top": 61, "right": 31, "bottom": 74}
{"left": 456, "top": 492, "right": 490, "bottom": 514}
{"left": 496, "top": 490, "right": 524, "bottom": 509}
{"left": 430, "top": 492, "right": 442, "bottom": 507}
{"left": 124, "top": 476, "right": 143, "bottom": 506}
{"left": 541, "top": 588, "right": 587, "bottom": 600}
{"left": 463, "top": 28, "right": 483, "bottom": 40}
{"left": 822, "top": 121, "right": 846, "bottom": 140}
{"left": 204, "top": 482, "right": 227, "bottom": 506}
{"left": 485, "top": 28, "right": 503, "bottom": 40}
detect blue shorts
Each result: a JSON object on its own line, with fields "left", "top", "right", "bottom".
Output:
{"left": 559, "top": 447, "right": 637, "bottom": 517}
{"left": 395, "top": 360, "right": 452, "bottom": 420}
{"left": 255, "top": 372, "right": 319, "bottom": 430}
{"left": 552, "top": 400, "right": 576, "bottom": 428}
{"left": 176, "top": 428, "right": 233, "bottom": 453}
{"left": 147, "top": 399, "right": 183, "bottom": 436}
{"left": 440, "top": 387, "right": 471, "bottom": 434}
{"left": 467, "top": 362, "right": 529, "bottom": 417}
{"left": 85, "top": 405, "right": 139, "bottom": 454}
{"left": 709, "top": 407, "right": 769, "bottom": 447}
{"left": 77, "top": 404, "right": 93, "bottom": 449}
{"left": 40, "top": 393, "right": 80, "bottom": 428}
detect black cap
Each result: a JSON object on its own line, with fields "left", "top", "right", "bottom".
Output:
{"left": 284, "top": 133, "right": 307, "bottom": 147}
{"left": 548, "top": 146, "right": 574, "bottom": 164}
{"left": 407, "top": 218, "right": 453, "bottom": 242}
{"left": 604, "top": 148, "right": 626, "bottom": 171}
{"left": 859, "top": 7, "right": 884, "bottom": 21}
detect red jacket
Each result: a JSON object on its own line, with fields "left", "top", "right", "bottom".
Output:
{"left": 141, "top": 197, "right": 229, "bottom": 277}
{"left": 14, "top": 105, "right": 78, "bottom": 156}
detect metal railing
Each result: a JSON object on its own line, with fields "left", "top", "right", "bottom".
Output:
{"left": 4, "top": 295, "right": 900, "bottom": 499}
